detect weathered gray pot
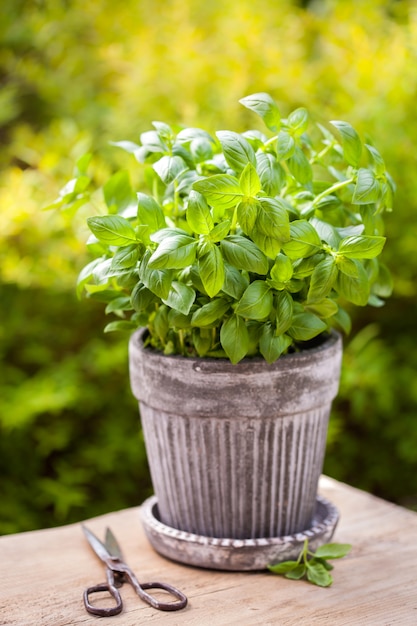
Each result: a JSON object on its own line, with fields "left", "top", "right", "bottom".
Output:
{"left": 129, "top": 329, "right": 342, "bottom": 540}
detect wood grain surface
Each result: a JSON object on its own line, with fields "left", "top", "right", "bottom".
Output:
{"left": 1, "top": 476, "right": 416, "bottom": 625}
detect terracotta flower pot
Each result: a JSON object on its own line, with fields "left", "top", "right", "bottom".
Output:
{"left": 129, "top": 328, "right": 342, "bottom": 540}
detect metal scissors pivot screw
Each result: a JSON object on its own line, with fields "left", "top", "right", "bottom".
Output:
{"left": 82, "top": 525, "right": 187, "bottom": 617}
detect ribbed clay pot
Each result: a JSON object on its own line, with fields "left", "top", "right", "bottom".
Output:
{"left": 129, "top": 328, "right": 342, "bottom": 540}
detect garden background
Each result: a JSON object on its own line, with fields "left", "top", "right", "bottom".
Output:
{"left": 1, "top": 0, "right": 417, "bottom": 534}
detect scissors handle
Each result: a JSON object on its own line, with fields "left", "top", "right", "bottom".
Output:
{"left": 129, "top": 575, "right": 188, "bottom": 611}
{"left": 83, "top": 582, "right": 123, "bottom": 617}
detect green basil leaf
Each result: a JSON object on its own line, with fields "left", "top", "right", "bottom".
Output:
{"left": 137, "top": 193, "right": 166, "bottom": 232}
{"left": 87, "top": 215, "right": 137, "bottom": 246}
{"left": 131, "top": 282, "right": 157, "bottom": 312}
{"left": 314, "top": 543, "right": 352, "bottom": 560}
{"left": 306, "top": 562, "right": 333, "bottom": 587}
{"left": 162, "top": 281, "right": 196, "bottom": 315}
{"left": 150, "top": 227, "right": 190, "bottom": 243}
{"left": 336, "top": 256, "right": 360, "bottom": 278}
{"left": 307, "top": 257, "right": 338, "bottom": 303}
{"left": 336, "top": 260, "right": 370, "bottom": 305}
{"left": 239, "top": 92, "right": 281, "bottom": 131}
{"left": 367, "top": 294, "right": 385, "bottom": 307}
{"left": 270, "top": 253, "right": 294, "bottom": 285}
{"left": 305, "top": 298, "right": 338, "bottom": 318}
{"left": 136, "top": 225, "right": 152, "bottom": 246}
{"left": 259, "top": 325, "right": 292, "bottom": 363}
{"left": 352, "top": 168, "right": 380, "bottom": 204}
{"left": 220, "top": 315, "right": 249, "bottom": 364}
{"left": 216, "top": 130, "right": 257, "bottom": 174}
{"left": 288, "top": 312, "right": 327, "bottom": 341}
{"left": 237, "top": 199, "right": 259, "bottom": 235}
{"left": 365, "top": 144, "right": 386, "bottom": 176}
{"left": 110, "top": 244, "right": 140, "bottom": 271}
{"left": 153, "top": 155, "right": 188, "bottom": 184}
{"left": 141, "top": 129, "right": 167, "bottom": 151}
{"left": 338, "top": 235, "right": 386, "bottom": 259}
{"left": 140, "top": 251, "right": 173, "bottom": 299}
{"left": 151, "top": 121, "right": 174, "bottom": 148}
{"left": 239, "top": 162, "right": 262, "bottom": 197}
{"left": 256, "top": 152, "right": 286, "bottom": 196}
{"left": 91, "top": 258, "right": 113, "bottom": 283}
{"left": 257, "top": 198, "right": 290, "bottom": 241}
{"left": 59, "top": 171, "right": 86, "bottom": 194}
{"left": 148, "top": 234, "right": 198, "bottom": 269}
{"left": 105, "top": 296, "right": 132, "bottom": 315}
{"left": 222, "top": 263, "right": 249, "bottom": 300}
{"left": 76, "top": 258, "right": 104, "bottom": 298}
{"left": 191, "top": 298, "right": 230, "bottom": 327}
{"left": 332, "top": 307, "right": 352, "bottom": 334}
{"left": 285, "top": 564, "right": 307, "bottom": 580}
{"left": 193, "top": 174, "right": 243, "bottom": 210}
{"left": 312, "top": 557, "right": 334, "bottom": 571}
{"left": 153, "top": 304, "right": 169, "bottom": 341}
{"left": 167, "top": 309, "right": 193, "bottom": 329}
{"left": 220, "top": 235, "right": 269, "bottom": 274}
{"left": 103, "top": 320, "right": 137, "bottom": 333}
{"left": 186, "top": 190, "right": 214, "bottom": 234}
{"left": 275, "top": 291, "right": 294, "bottom": 335}
{"left": 247, "top": 321, "right": 262, "bottom": 355}
{"left": 184, "top": 265, "right": 204, "bottom": 293}
{"left": 330, "top": 120, "right": 362, "bottom": 167}
{"left": 276, "top": 130, "right": 295, "bottom": 160}
{"left": 176, "top": 127, "right": 216, "bottom": 145}
{"left": 310, "top": 217, "right": 340, "bottom": 249}
{"left": 282, "top": 220, "right": 322, "bottom": 259}
{"left": 358, "top": 204, "right": 381, "bottom": 235}
{"left": 192, "top": 328, "right": 213, "bottom": 357}
{"left": 380, "top": 180, "right": 394, "bottom": 211}
{"left": 198, "top": 242, "right": 225, "bottom": 297}
{"left": 242, "top": 129, "right": 268, "bottom": 150}
{"left": 86, "top": 287, "right": 122, "bottom": 302}
{"left": 287, "top": 107, "right": 309, "bottom": 135}
{"left": 251, "top": 229, "right": 282, "bottom": 259}
{"left": 267, "top": 560, "right": 299, "bottom": 574}
{"left": 292, "top": 255, "right": 321, "bottom": 279}
{"left": 172, "top": 144, "right": 196, "bottom": 170}
{"left": 190, "top": 137, "right": 213, "bottom": 162}
{"left": 235, "top": 281, "right": 273, "bottom": 320}
{"left": 337, "top": 224, "right": 365, "bottom": 239}
{"left": 142, "top": 268, "right": 172, "bottom": 300}
{"left": 103, "top": 170, "right": 136, "bottom": 214}
{"left": 287, "top": 146, "right": 313, "bottom": 184}
{"left": 109, "top": 140, "right": 141, "bottom": 154}
{"left": 130, "top": 146, "right": 149, "bottom": 163}
{"left": 208, "top": 220, "right": 232, "bottom": 242}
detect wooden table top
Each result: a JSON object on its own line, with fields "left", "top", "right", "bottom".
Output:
{"left": 1, "top": 476, "right": 416, "bottom": 625}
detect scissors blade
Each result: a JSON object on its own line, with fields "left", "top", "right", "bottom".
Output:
{"left": 82, "top": 525, "right": 114, "bottom": 563}
{"left": 105, "top": 527, "right": 124, "bottom": 560}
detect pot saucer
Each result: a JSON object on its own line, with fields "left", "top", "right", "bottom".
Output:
{"left": 140, "top": 495, "right": 339, "bottom": 571}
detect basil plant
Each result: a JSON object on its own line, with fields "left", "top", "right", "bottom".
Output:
{"left": 59, "top": 93, "right": 394, "bottom": 364}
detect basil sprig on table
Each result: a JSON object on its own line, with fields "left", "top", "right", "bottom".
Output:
{"left": 268, "top": 540, "right": 352, "bottom": 587}
{"left": 57, "top": 92, "right": 394, "bottom": 363}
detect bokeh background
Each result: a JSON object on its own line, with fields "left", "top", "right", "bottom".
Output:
{"left": 1, "top": 0, "right": 416, "bottom": 534}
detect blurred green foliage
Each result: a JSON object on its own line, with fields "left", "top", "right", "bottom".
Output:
{"left": 1, "top": 0, "right": 417, "bottom": 534}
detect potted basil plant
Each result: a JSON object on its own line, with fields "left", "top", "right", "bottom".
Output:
{"left": 58, "top": 93, "right": 393, "bottom": 569}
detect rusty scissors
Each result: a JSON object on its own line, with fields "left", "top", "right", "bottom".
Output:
{"left": 82, "top": 525, "right": 187, "bottom": 616}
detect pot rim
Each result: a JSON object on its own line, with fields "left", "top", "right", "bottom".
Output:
{"left": 130, "top": 327, "right": 342, "bottom": 371}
